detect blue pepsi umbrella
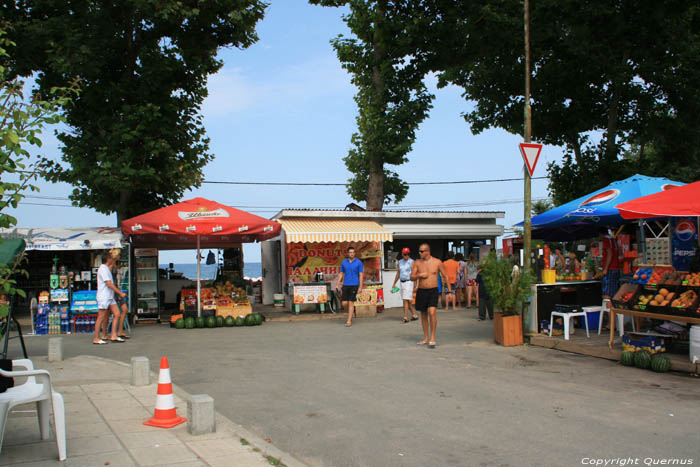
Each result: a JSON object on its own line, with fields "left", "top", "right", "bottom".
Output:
{"left": 518, "top": 174, "right": 684, "bottom": 240}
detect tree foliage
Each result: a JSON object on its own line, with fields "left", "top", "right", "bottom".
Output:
{"left": 4, "top": 0, "right": 267, "bottom": 222}
{"left": 430, "top": 0, "right": 700, "bottom": 203}
{"left": 310, "top": 0, "right": 434, "bottom": 210}
{"left": 0, "top": 27, "right": 72, "bottom": 304}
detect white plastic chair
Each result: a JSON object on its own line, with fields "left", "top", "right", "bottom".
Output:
{"left": 0, "top": 359, "right": 66, "bottom": 460}
{"left": 549, "top": 310, "right": 589, "bottom": 340}
{"left": 594, "top": 299, "right": 634, "bottom": 336}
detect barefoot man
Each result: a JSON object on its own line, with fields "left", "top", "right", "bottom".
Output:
{"left": 410, "top": 243, "right": 449, "bottom": 348}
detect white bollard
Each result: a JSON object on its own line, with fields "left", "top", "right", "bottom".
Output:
{"left": 187, "top": 394, "right": 216, "bottom": 435}
{"left": 131, "top": 356, "right": 150, "bottom": 386}
{"left": 48, "top": 337, "right": 63, "bottom": 362}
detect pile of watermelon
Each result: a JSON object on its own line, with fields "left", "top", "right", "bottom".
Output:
{"left": 620, "top": 350, "right": 671, "bottom": 373}
{"left": 174, "top": 312, "right": 264, "bottom": 330}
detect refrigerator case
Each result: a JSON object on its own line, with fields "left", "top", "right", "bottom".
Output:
{"left": 134, "top": 248, "right": 160, "bottom": 321}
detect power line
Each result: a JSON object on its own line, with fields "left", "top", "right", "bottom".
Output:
{"left": 202, "top": 176, "right": 548, "bottom": 186}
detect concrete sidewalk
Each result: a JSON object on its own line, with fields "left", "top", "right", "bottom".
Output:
{"left": 1, "top": 355, "right": 305, "bottom": 467}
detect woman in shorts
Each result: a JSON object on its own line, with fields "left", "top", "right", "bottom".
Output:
{"left": 465, "top": 253, "right": 479, "bottom": 308}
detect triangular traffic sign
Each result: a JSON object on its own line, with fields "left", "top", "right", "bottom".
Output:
{"left": 519, "top": 143, "right": 542, "bottom": 177}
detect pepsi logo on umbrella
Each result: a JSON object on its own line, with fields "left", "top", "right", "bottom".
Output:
{"left": 579, "top": 189, "right": 620, "bottom": 208}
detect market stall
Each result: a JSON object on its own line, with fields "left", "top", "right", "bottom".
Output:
{"left": 274, "top": 218, "right": 392, "bottom": 315}
{"left": 121, "top": 197, "right": 281, "bottom": 320}
{"left": 522, "top": 175, "right": 685, "bottom": 332}
{"left": 0, "top": 227, "right": 129, "bottom": 335}
{"left": 607, "top": 181, "right": 700, "bottom": 353}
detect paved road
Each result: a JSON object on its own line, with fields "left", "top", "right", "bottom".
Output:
{"left": 14, "top": 308, "right": 700, "bottom": 467}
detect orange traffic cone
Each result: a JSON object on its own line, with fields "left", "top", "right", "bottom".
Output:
{"left": 143, "top": 357, "right": 187, "bottom": 428}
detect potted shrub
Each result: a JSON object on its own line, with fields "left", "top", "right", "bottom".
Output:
{"left": 481, "top": 252, "right": 534, "bottom": 346}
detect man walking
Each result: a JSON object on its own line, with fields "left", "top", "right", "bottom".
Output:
{"left": 392, "top": 247, "right": 418, "bottom": 323}
{"left": 337, "top": 246, "right": 363, "bottom": 327}
{"left": 410, "top": 243, "right": 449, "bottom": 348}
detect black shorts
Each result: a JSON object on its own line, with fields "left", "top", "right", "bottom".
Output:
{"left": 415, "top": 288, "right": 439, "bottom": 312}
{"left": 341, "top": 286, "right": 359, "bottom": 302}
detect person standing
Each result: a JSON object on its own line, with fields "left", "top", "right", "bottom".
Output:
{"left": 94, "top": 252, "right": 126, "bottom": 344}
{"left": 392, "top": 247, "right": 418, "bottom": 323}
{"left": 601, "top": 228, "right": 620, "bottom": 299}
{"left": 442, "top": 251, "right": 460, "bottom": 311}
{"left": 476, "top": 263, "right": 493, "bottom": 320}
{"left": 99, "top": 249, "right": 131, "bottom": 340}
{"left": 465, "top": 253, "right": 479, "bottom": 308}
{"left": 454, "top": 253, "right": 467, "bottom": 308}
{"left": 337, "top": 246, "right": 364, "bottom": 327}
{"left": 410, "top": 243, "right": 449, "bottom": 348}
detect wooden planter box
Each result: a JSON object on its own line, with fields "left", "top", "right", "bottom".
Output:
{"left": 494, "top": 312, "right": 523, "bottom": 346}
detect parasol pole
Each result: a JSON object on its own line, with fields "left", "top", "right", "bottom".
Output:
{"left": 197, "top": 234, "right": 201, "bottom": 318}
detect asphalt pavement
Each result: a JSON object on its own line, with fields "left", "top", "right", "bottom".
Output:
{"left": 8, "top": 307, "right": 700, "bottom": 467}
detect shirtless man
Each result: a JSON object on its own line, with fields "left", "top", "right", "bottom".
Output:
{"left": 410, "top": 243, "right": 449, "bottom": 348}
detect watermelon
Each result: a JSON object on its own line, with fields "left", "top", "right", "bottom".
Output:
{"left": 195, "top": 316, "right": 205, "bottom": 328}
{"left": 175, "top": 318, "right": 185, "bottom": 329}
{"left": 225, "top": 316, "right": 235, "bottom": 327}
{"left": 650, "top": 354, "right": 671, "bottom": 372}
{"left": 215, "top": 316, "right": 224, "bottom": 327}
{"left": 620, "top": 351, "right": 635, "bottom": 366}
{"left": 234, "top": 316, "right": 245, "bottom": 327}
{"left": 184, "top": 317, "right": 195, "bottom": 329}
{"left": 244, "top": 314, "right": 256, "bottom": 326}
{"left": 255, "top": 313, "right": 264, "bottom": 325}
{"left": 634, "top": 350, "right": 652, "bottom": 369}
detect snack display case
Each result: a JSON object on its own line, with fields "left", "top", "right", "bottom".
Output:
{"left": 134, "top": 248, "right": 159, "bottom": 322}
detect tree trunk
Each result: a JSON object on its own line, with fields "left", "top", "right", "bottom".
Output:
{"left": 365, "top": 2, "right": 387, "bottom": 212}
{"left": 116, "top": 190, "right": 131, "bottom": 226}
{"left": 366, "top": 156, "right": 384, "bottom": 211}
{"left": 566, "top": 134, "right": 583, "bottom": 165}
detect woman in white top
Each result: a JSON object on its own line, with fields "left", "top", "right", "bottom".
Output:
{"left": 94, "top": 253, "right": 127, "bottom": 344}
{"left": 465, "top": 253, "right": 479, "bottom": 308}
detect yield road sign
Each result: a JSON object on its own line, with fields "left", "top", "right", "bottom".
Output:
{"left": 519, "top": 143, "right": 542, "bottom": 177}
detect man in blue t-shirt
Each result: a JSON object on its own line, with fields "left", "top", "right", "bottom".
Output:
{"left": 337, "top": 245, "right": 364, "bottom": 327}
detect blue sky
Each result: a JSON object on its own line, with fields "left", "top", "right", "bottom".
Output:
{"left": 9, "top": 1, "right": 558, "bottom": 263}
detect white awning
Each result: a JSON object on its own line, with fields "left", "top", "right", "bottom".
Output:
{"left": 0, "top": 227, "right": 123, "bottom": 251}
{"left": 279, "top": 219, "right": 393, "bottom": 243}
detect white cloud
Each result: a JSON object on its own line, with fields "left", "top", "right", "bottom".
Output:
{"left": 202, "top": 55, "right": 354, "bottom": 118}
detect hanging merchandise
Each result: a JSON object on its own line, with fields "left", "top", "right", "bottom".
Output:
{"left": 206, "top": 250, "right": 216, "bottom": 265}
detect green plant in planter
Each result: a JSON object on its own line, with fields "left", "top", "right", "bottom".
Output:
{"left": 481, "top": 252, "right": 534, "bottom": 316}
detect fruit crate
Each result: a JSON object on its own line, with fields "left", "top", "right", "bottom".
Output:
{"left": 612, "top": 283, "right": 640, "bottom": 310}
{"left": 646, "top": 265, "right": 676, "bottom": 288}
{"left": 621, "top": 334, "right": 666, "bottom": 354}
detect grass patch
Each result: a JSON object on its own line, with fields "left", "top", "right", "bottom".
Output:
{"left": 265, "top": 455, "right": 286, "bottom": 466}
{"left": 240, "top": 438, "right": 249, "bottom": 446}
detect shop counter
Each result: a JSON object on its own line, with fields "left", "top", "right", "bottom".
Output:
{"left": 609, "top": 308, "right": 700, "bottom": 348}
{"left": 527, "top": 281, "right": 602, "bottom": 333}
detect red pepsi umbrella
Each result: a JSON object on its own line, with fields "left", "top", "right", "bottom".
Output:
{"left": 616, "top": 181, "right": 699, "bottom": 219}
{"left": 122, "top": 197, "right": 281, "bottom": 316}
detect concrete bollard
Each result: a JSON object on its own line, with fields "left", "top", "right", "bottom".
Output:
{"left": 187, "top": 394, "right": 216, "bottom": 435}
{"left": 48, "top": 337, "right": 63, "bottom": 362}
{"left": 131, "top": 356, "right": 150, "bottom": 386}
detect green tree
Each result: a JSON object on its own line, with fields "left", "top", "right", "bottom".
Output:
{"left": 430, "top": 0, "right": 700, "bottom": 203}
{"left": 531, "top": 198, "right": 553, "bottom": 217}
{"left": 0, "top": 28, "right": 74, "bottom": 306}
{"left": 310, "top": 0, "right": 434, "bottom": 210}
{"left": 4, "top": 1, "right": 267, "bottom": 222}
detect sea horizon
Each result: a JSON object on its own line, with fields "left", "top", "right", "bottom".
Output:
{"left": 159, "top": 262, "right": 263, "bottom": 280}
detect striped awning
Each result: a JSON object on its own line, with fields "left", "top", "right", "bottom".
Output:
{"left": 279, "top": 219, "right": 393, "bottom": 243}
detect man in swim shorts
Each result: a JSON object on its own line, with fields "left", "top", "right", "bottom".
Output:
{"left": 410, "top": 243, "right": 449, "bottom": 348}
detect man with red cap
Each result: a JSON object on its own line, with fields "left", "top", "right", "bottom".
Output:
{"left": 392, "top": 247, "right": 419, "bottom": 323}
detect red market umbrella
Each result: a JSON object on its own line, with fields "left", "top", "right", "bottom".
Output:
{"left": 616, "top": 181, "right": 699, "bottom": 219}
{"left": 121, "top": 197, "right": 281, "bottom": 316}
